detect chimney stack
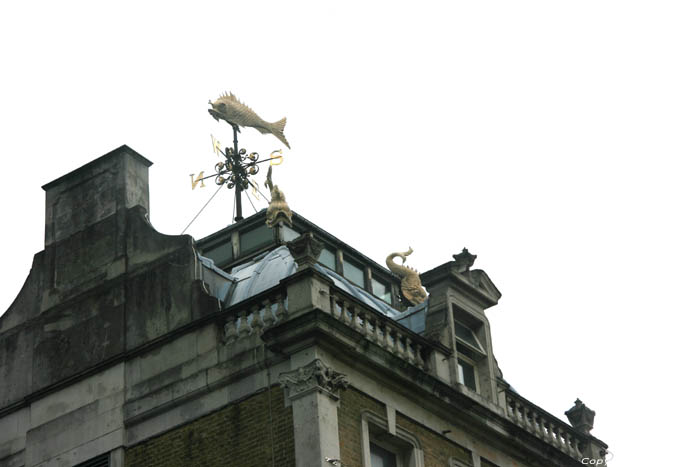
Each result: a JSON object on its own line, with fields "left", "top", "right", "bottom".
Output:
{"left": 42, "top": 145, "right": 152, "bottom": 246}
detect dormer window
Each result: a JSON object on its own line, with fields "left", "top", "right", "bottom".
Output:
{"left": 454, "top": 316, "right": 486, "bottom": 393}
{"left": 455, "top": 321, "right": 485, "bottom": 355}
{"left": 457, "top": 359, "right": 478, "bottom": 391}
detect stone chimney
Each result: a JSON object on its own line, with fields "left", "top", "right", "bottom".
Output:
{"left": 42, "top": 144, "right": 151, "bottom": 246}
{"left": 0, "top": 144, "right": 219, "bottom": 406}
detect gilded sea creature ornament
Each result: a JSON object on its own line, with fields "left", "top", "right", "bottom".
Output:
{"left": 265, "top": 166, "right": 293, "bottom": 228}
{"left": 386, "top": 247, "right": 427, "bottom": 306}
{"left": 208, "top": 92, "right": 290, "bottom": 149}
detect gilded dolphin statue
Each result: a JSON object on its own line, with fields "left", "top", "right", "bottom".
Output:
{"left": 208, "top": 92, "right": 290, "bottom": 149}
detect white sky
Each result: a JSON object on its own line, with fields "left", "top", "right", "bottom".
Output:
{"left": 1, "top": 1, "right": 698, "bottom": 464}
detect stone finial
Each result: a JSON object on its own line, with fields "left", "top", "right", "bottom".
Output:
{"left": 279, "top": 359, "right": 349, "bottom": 401}
{"left": 565, "top": 399, "right": 596, "bottom": 435}
{"left": 453, "top": 248, "right": 477, "bottom": 270}
{"left": 287, "top": 232, "right": 323, "bottom": 270}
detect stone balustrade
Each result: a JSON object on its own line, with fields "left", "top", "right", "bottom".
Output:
{"left": 505, "top": 391, "right": 586, "bottom": 460}
{"left": 222, "top": 288, "right": 288, "bottom": 343}
{"left": 328, "top": 288, "right": 427, "bottom": 371}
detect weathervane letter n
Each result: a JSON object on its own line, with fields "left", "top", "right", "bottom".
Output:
{"left": 190, "top": 171, "right": 205, "bottom": 190}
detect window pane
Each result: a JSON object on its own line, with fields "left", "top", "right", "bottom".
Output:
{"left": 318, "top": 248, "right": 337, "bottom": 271}
{"left": 240, "top": 224, "right": 274, "bottom": 256}
{"left": 202, "top": 241, "right": 232, "bottom": 266}
{"left": 343, "top": 259, "right": 364, "bottom": 286}
{"left": 281, "top": 225, "right": 300, "bottom": 242}
{"left": 372, "top": 277, "right": 391, "bottom": 304}
{"left": 458, "top": 359, "right": 477, "bottom": 391}
{"left": 455, "top": 321, "right": 484, "bottom": 352}
{"left": 370, "top": 443, "right": 397, "bottom": 467}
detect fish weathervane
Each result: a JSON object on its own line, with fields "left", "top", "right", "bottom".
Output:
{"left": 209, "top": 92, "right": 290, "bottom": 149}
{"left": 180, "top": 92, "right": 292, "bottom": 231}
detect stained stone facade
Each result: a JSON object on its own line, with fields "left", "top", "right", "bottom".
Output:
{"left": 0, "top": 145, "right": 608, "bottom": 467}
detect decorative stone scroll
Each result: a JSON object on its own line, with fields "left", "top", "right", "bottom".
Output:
{"left": 279, "top": 359, "right": 349, "bottom": 401}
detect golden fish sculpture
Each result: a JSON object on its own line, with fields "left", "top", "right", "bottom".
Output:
{"left": 208, "top": 92, "right": 290, "bottom": 149}
{"left": 386, "top": 248, "right": 427, "bottom": 306}
{"left": 264, "top": 166, "right": 293, "bottom": 228}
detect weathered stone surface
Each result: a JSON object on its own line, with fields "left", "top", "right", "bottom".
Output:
{"left": 42, "top": 145, "right": 151, "bottom": 246}
{"left": 0, "top": 147, "right": 219, "bottom": 412}
{"left": 32, "top": 285, "right": 125, "bottom": 392}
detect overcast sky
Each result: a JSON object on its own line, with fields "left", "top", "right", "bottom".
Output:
{"left": 1, "top": 1, "right": 698, "bottom": 464}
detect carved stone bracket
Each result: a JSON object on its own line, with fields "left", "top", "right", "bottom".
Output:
{"left": 279, "top": 359, "right": 349, "bottom": 402}
{"left": 287, "top": 232, "right": 323, "bottom": 270}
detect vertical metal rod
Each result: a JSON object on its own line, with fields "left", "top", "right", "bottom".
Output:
{"left": 233, "top": 127, "right": 243, "bottom": 222}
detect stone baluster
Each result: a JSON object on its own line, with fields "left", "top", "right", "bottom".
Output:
{"left": 329, "top": 294, "right": 337, "bottom": 320}
{"left": 262, "top": 299, "right": 274, "bottom": 329}
{"left": 383, "top": 324, "right": 393, "bottom": 352}
{"left": 276, "top": 294, "right": 288, "bottom": 321}
{"left": 238, "top": 311, "right": 253, "bottom": 337}
{"left": 414, "top": 344, "right": 425, "bottom": 370}
{"left": 556, "top": 427, "right": 565, "bottom": 448}
{"left": 396, "top": 333, "right": 405, "bottom": 359}
{"left": 535, "top": 415, "right": 544, "bottom": 439}
{"left": 508, "top": 396, "right": 516, "bottom": 419}
{"left": 542, "top": 420, "right": 550, "bottom": 443}
{"left": 359, "top": 312, "right": 369, "bottom": 338}
{"left": 527, "top": 407, "right": 535, "bottom": 431}
{"left": 405, "top": 338, "right": 414, "bottom": 365}
{"left": 513, "top": 401, "right": 522, "bottom": 426}
{"left": 339, "top": 297, "right": 347, "bottom": 322}
{"left": 548, "top": 422, "right": 557, "bottom": 445}
{"left": 349, "top": 305, "right": 359, "bottom": 331}
{"left": 370, "top": 317, "right": 380, "bottom": 343}
{"left": 250, "top": 304, "right": 263, "bottom": 334}
{"left": 564, "top": 431, "right": 573, "bottom": 456}
{"left": 224, "top": 318, "right": 238, "bottom": 343}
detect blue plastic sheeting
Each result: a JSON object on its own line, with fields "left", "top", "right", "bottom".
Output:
{"left": 312, "top": 265, "right": 402, "bottom": 319}
{"left": 199, "top": 246, "right": 297, "bottom": 308}
{"left": 198, "top": 245, "right": 428, "bottom": 332}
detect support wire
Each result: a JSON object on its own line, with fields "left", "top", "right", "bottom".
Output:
{"left": 181, "top": 182, "right": 225, "bottom": 235}
{"left": 244, "top": 188, "right": 258, "bottom": 213}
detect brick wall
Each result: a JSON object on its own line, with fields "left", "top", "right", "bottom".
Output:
{"left": 337, "top": 387, "right": 474, "bottom": 467}
{"left": 126, "top": 386, "right": 294, "bottom": 467}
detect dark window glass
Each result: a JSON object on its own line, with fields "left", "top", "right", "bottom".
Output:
{"left": 372, "top": 277, "right": 391, "bottom": 304}
{"left": 458, "top": 359, "right": 477, "bottom": 391}
{"left": 281, "top": 225, "right": 300, "bottom": 242}
{"left": 75, "top": 453, "right": 110, "bottom": 467}
{"left": 240, "top": 223, "right": 274, "bottom": 256}
{"left": 370, "top": 442, "right": 397, "bottom": 467}
{"left": 202, "top": 241, "right": 233, "bottom": 266}
{"left": 318, "top": 247, "right": 337, "bottom": 271}
{"left": 455, "top": 321, "right": 484, "bottom": 353}
{"left": 343, "top": 259, "right": 364, "bottom": 286}
{"left": 481, "top": 458, "right": 500, "bottom": 467}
